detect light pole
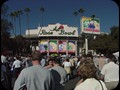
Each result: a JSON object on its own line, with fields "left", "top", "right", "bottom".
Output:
{"left": 85, "top": 35, "right": 88, "bottom": 55}
{"left": 30, "top": 40, "right": 32, "bottom": 53}
{"left": 91, "top": 15, "right": 95, "bottom": 41}
{"left": 90, "top": 15, "right": 95, "bottom": 54}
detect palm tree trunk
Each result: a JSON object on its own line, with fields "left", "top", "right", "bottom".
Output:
{"left": 14, "top": 17, "right": 16, "bottom": 36}
{"left": 26, "top": 13, "right": 30, "bottom": 37}
{"left": 19, "top": 15, "right": 21, "bottom": 35}
{"left": 38, "top": 14, "right": 43, "bottom": 35}
{"left": 41, "top": 12, "right": 44, "bottom": 29}
{"left": 38, "top": 7, "right": 45, "bottom": 35}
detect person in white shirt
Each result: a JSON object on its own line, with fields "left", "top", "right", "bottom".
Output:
{"left": 1, "top": 54, "right": 7, "bottom": 74}
{"left": 100, "top": 54, "right": 119, "bottom": 90}
{"left": 11, "top": 56, "right": 22, "bottom": 79}
{"left": 1, "top": 54, "right": 8, "bottom": 64}
{"left": 62, "top": 58, "right": 71, "bottom": 81}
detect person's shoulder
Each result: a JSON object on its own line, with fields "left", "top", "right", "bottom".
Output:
{"left": 114, "top": 63, "right": 119, "bottom": 68}
{"left": 107, "top": 62, "right": 116, "bottom": 66}
{"left": 50, "top": 66, "right": 60, "bottom": 71}
{"left": 22, "top": 66, "right": 32, "bottom": 71}
{"left": 18, "top": 67, "right": 30, "bottom": 76}
{"left": 74, "top": 80, "right": 88, "bottom": 90}
{"left": 102, "top": 63, "right": 108, "bottom": 69}
{"left": 104, "top": 62, "right": 111, "bottom": 66}
{"left": 50, "top": 66, "right": 58, "bottom": 71}
{"left": 59, "top": 66, "right": 66, "bottom": 70}
{"left": 45, "top": 68, "right": 54, "bottom": 76}
{"left": 41, "top": 66, "right": 51, "bottom": 73}
{"left": 50, "top": 66, "right": 54, "bottom": 69}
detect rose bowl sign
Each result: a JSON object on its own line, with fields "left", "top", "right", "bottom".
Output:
{"left": 38, "top": 23, "right": 78, "bottom": 37}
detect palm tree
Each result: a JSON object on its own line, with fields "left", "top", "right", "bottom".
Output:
{"left": 78, "top": 8, "right": 85, "bottom": 41}
{"left": 78, "top": 8, "right": 85, "bottom": 17}
{"left": 78, "top": 8, "right": 85, "bottom": 54}
{"left": 40, "top": 7, "right": 45, "bottom": 27}
{"left": 24, "top": 8, "right": 32, "bottom": 52}
{"left": 72, "top": 8, "right": 85, "bottom": 32}
{"left": 38, "top": 7, "right": 45, "bottom": 35}
{"left": 24, "top": 8, "right": 30, "bottom": 37}
{"left": 12, "top": 11, "right": 18, "bottom": 36}
{"left": 78, "top": 8, "right": 85, "bottom": 32}
{"left": 10, "top": 12, "right": 15, "bottom": 36}
{"left": 73, "top": 11, "right": 78, "bottom": 27}
{"left": 16, "top": 10, "right": 23, "bottom": 35}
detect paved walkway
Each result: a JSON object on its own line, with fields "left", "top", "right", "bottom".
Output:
{"left": 65, "top": 76, "right": 80, "bottom": 90}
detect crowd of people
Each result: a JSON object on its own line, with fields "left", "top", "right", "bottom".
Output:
{"left": 1, "top": 50, "right": 119, "bottom": 90}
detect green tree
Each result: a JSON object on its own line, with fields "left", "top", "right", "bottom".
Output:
{"left": 109, "top": 26, "right": 119, "bottom": 52}
{"left": 90, "top": 26, "right": 119, "bottom": 54}
{"left": 1, "top": 4, "right": 12, "bottom": 52}
{"left": 91, "top": 34, "right": 110, "bottom": 54}
{"left": 14, "top": 35, "right": 26, "bottom": 55}
{"left": 1, "top": 4, "right": 9, "bottom": 19}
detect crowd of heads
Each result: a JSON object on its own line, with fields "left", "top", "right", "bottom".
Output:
{"left": 1, "top": 50, "right": 119, "bottom": 90}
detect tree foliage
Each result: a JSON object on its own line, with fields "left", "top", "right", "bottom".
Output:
{"left": 1, "top": 4, "right": 13, "bottom": 52}
{"left": 89, "top": 26, "right": 119, "bottom": 54}
{"left": 110, "top": 26, "right": 119, "bottom": 45}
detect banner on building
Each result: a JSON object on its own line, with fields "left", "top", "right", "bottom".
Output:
{"left": 68, "top": 41, "right": 75, "bottom": 53}
{"left": 81, "top": 16, "right": 100, "bottom": 34}
{"left": 58, "top": 40, "right": 66, "bottom": 52}
{"left": 39, "top": 40, "right": 48, "bottom": 53}
{"left": 49, "top": 40, "right": 57, "bottom": 52}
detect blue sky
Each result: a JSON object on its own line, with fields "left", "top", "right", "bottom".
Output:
{"left": 4, "top": 0, "right": 119, "bottom": 35}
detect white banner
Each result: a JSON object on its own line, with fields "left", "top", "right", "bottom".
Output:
{"left": 38, "top": 23, "right": 78, "bottom": 37}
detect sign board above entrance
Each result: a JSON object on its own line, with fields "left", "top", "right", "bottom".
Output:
{"left": 37, "top": 23, "right": 78, "bottom": 37}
